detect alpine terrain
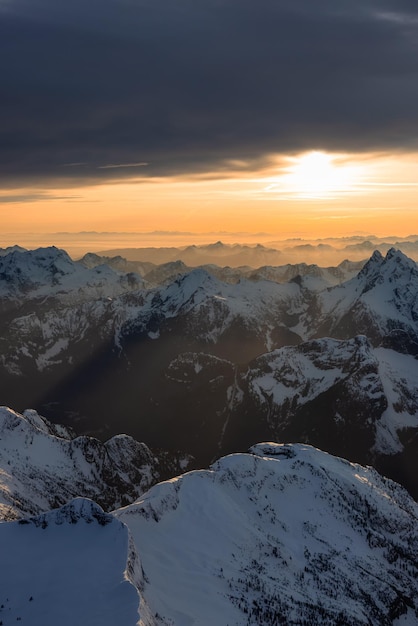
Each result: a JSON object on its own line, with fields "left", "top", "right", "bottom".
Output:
{"left": 1, "top": 242, "right": 418, "bottom": 624}
{"left": 0, "top": 444, "right": 417, "bottom": 625}
{"left": 0, "top": 245, "right": 417, "bottom": 495}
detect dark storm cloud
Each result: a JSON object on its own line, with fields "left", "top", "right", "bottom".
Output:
{"left": 1, "top": 0, "right": 418, "bottom": 184}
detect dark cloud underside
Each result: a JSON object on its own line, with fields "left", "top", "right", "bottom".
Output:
{"left": 1, "top": 0, "right": 418, "bottom": 184}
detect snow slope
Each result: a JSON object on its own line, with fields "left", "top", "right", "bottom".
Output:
{"left": 0, "top": 498, "right": 147, "bottom": 626}
{"left": 117, "top": 443, "right": 418, "bottom": 626}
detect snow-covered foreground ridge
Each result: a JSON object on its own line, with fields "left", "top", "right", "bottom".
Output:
{"left": 1, "top": 442, "right": 418, "bottom": 624}
{"left": 117, "top": 443, "right": 418, "bottom": 625}
{"left": 0, "top": 498, "right": 147, "bottom": 626}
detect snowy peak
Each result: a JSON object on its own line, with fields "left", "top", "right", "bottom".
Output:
{"left": 241, "top": 337, "right": 418, "bottom": 469}
{"left": 0, "top": 405, "right": 26, "bottom": 434}
{"left": 21, "top": 408, "right": 75, "bottom": 438}
{"left": 123, "top": 266, "right": 302, "bottom": 355}
{"left": 169, "top": 266, "right": 220, "bottom": 296}
{"left": 149, "top": 266, "right": 300, "bottom": 317}
{"left": 0, "top": 246, "right": 75, "bottom": 290}
{"left": 146, "top": 268, "right": 223, "bottom": 318}
{"left": 117, "top": 443, "right": 418, "bottom": 625}
{"left": 358, "top": 247, "right": 418, "bottom": 290}
{"left": 0, "top": 406, "right": 74, "bottom": 440}
{"left": 0, "top": 245, "right": 144, "bottom": 302}
{"left": 356, "top": 248, "right": 384, "bottom": 284}
{"left": 0, "top": 244, "right": 27, "bottom": 256}
{"left": 2, "top": 443, "right": 418, "bottom": 626}
{"left": 312, "top": 248, "right": 418, "bottom": 345}
{"left": 79, "top": 251, "right": 125, "bottom": 269}
{"left": 248, "top": 334, "right": 377, "bottom": 390}
{"left": 79, "top": 251, "right": 153, "bottom": 278}
{"left": 0, "top": 406, "right": 161, "bottom": 520}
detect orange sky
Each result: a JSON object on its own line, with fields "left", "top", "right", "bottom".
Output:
{"left": 2, "top": 151, "right": 418, "bottom": 245}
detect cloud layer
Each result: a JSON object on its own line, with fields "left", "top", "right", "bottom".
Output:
{"left": 1, "top": 0, "right": 418, "bottom": 184}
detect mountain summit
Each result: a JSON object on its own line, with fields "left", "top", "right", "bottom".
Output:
{"left": 312, "top": 248, "right": 418, "bottom": 345}
{"left": 117, "top": 443, "right": 418, "bottom": 625}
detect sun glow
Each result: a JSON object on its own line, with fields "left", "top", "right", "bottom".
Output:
{"left": 3, "top": 151, "right": 418, "bottom": 242}
{"left": 266, "top": 151, "right": 361, "bottom": 199}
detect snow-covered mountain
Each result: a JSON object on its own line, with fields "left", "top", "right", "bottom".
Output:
{"left": 116, "top": 443, "right": 418, "bottom": 625}
{"left": 0, "top": 258, "right": 303, "bottom": 380}
{"left": 2, "top": 246, "right": 409, "bottom": 382}
{"left": 308, "top": 248, "right": 418, "bottom": 347}
{"left": 79, "top": 251, "right": 154, "bottom": 277}
{"left": 0, "top": 246, "right": 144, "bottom": 305}
{"left": 0, "top": 406, "right": 190, "bottom": 520}
{"left": 2, "top": 243, "right": 418, "bottom": 624}
{"left": 0, "top": 244, "right": 27, "bottom": 256}
{"left": 121, "top": 268, "right": 302, "bottom": 351}
{"left": 1, "top": 444, "right": 417, "bottom": 625}
{"left": 140, "top": 336, "right": 418, "bottom": 496}
{"left": 247, "top": 258, "right": 364, "bottom": 289}
{"left": 240, "top": 336, "right": 418, "bottom": 458}
{"left": 114, "top": 248, "right": 418, "bottom": 359}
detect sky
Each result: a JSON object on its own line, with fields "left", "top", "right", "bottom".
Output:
{"left": 1, "top": 0, "right": 418, "bottom": 245}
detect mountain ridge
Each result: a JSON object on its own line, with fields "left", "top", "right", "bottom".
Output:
{"left": 116, "top": 442, "right": 418, "bottom": 625}
{"left": 0, "top": 406, "right": 191, "bottom": 520}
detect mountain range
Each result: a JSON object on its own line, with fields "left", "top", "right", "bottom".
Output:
{"left": 95, "top": 238, "right": 418, "bottom": 266}
{"left": 0, "top": 245, "right": 418, "bottom": 494}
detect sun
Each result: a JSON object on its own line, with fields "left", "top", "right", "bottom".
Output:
{"left": 267, "top": 151, "right": 360, "bottom": 199}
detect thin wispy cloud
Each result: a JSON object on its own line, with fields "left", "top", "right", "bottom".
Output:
{"left": 61, "top": 162, "right": 89, "bottom": 168}
{"left": 0, "top": 194, "right": 81, "bottom": 203}
{"left": 356, "top": 181, "right": 418, "bottom": 187}
{"left": 97, "top": 162, "right": 149, "bottom": 170}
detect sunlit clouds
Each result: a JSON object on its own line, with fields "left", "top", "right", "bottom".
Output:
{"left": 1, "top": 150, "right": 418, "bottom": 241}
